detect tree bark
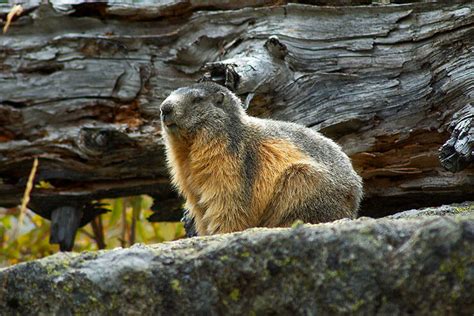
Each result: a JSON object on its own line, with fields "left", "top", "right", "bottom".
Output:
{"left": 439, "top": 104, "right": 474, "bottom": 172}
{"left": 0, "top": 1, "right": 473, "bottom": 221}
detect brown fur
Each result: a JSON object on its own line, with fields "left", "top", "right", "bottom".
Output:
{"left": 251, "top": 139, "right": 315, "bottom": 225}
{"left": 167, "top": 130, "right": 333, "bottom": 235}
{"left": 166, "top": 131, "right": 251, "bottom": 235}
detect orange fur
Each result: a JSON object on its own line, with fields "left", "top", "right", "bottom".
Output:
{"left": 166, "top": 131, "right": 321, "bottom": 235}
{"left": 166, "top": 131, "right": 252, "bottom": 235}
{"left": 164, "top": 134, "right": 207, "bottom": 233}
{"left": 258, "top": 163, "right": 323, "bottom": 227}
{"left": 250, "top": 139, "right": 315, "bottom": 222}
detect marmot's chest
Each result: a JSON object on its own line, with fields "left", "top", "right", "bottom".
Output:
{"left": 168, "top": 135, "right": 315, "bottom": 221}
{"left": 186, "top": 152, "right": 242, "bottom": 205}
{"left": 185, "top": 138, "right": 312, "bottom": 209}
{"left": 170, "top": 137, "right": 243, "bottom": 207}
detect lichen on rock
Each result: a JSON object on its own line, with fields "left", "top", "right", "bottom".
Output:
{"left": 0, "top": 205, "right": 473, "bottom": 315}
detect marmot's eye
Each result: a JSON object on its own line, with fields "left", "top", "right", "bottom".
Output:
{"left": 193, "top": 96, "right": 204, "bottom": 103}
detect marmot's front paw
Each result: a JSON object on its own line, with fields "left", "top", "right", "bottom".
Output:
{"left": 181, "top": 209, "right": 198, "bottom": 237}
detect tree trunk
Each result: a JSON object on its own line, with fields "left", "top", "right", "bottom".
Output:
{"left": 0, "top": 1, "right": 473, "bottom": 223}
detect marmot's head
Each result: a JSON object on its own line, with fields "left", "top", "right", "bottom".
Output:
{"left": 160, "top": 82, "right": 245, "bottom": 138}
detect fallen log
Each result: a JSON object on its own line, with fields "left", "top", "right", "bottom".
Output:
{"left": 0, "top": 1, "right": 473, "bottom": 245}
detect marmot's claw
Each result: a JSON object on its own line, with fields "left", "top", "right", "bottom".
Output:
{"left": 181, "top": 209, "right": 198, "bottom": 237}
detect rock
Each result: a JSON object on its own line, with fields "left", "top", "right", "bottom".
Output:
{"left": 0, "top": 207, "right": 473, "bottom": 315}
{"left": 1, "top": 1, "right": 473, "bottom": 219}
{"left": 387, "top": 201, "right": 474, "bottom": 219}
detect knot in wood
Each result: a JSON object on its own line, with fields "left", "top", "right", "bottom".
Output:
{"left": 439, "top": 104, "right": 474, "bottom": 172}
{"left": 200, "top": 63, "right": 239, "bottom": 92}
{"left": 80, "top": 127, "right": 134, "bottom": 155}
{"left": 264, "top": 35, "right": 288, "bottom": 60}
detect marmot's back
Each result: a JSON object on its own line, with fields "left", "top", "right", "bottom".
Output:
{"left": 246, "top": 117, "right": 363, "bottom": 226}
{"left": 251, "top": 117, "right": 360, "bottom": 183}
{"left": 160, "top": 82, "right": 363, "bottom": 235}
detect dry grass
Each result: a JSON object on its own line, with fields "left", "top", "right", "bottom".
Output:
{"left": 15, "top": 158, "right": 38, "bottom": 237}
{"left": 3, "top": 4, "right": 23, "bottom": 34}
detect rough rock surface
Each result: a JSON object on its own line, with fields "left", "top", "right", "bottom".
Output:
{"left": 1, "top": 1, "right": 473, "bottom": 218}
{"left": 1, "top": 204, "right": 473, "bottom": 315}
{"left": 388, "top": 200, "right": 474, "bottom": 218}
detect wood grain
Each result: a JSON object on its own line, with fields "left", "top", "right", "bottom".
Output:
{"left": 0, "top": 1, "right": 472, "bottom": 220}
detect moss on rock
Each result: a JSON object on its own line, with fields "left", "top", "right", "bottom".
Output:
{"left": 0, "top": 205, "right": 473, "bottom": 315}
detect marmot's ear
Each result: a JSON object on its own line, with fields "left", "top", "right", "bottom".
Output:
{"left": 242, "top": 93, "right": 254, "bottom": 111}
{"left": 215, "top": 91, "right": 225, "bottom": 106}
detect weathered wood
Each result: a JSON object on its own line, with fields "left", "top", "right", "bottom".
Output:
{"left": 50, "top": 205, "right": 82, "bottom": 251}
{"left": 0, "top": 1, "right": 473, "bottom": 222}
{"left": 439, "top": 104, "right": 474, "bottom": 172}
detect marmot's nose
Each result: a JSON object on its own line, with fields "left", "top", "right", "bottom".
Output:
{"left": 161, "top": 103, "right": 173, "bottom": 116}
{"left": 160, "top": 103, "right": 175, "bottom": 127}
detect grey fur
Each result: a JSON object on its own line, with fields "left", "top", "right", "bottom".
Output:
{"left": 161, "top": 82, "right": 363, "bottom": 233}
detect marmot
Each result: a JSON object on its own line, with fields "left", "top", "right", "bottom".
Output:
{"left": 160, "top": 82, "right": 363, "bottom": 235}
